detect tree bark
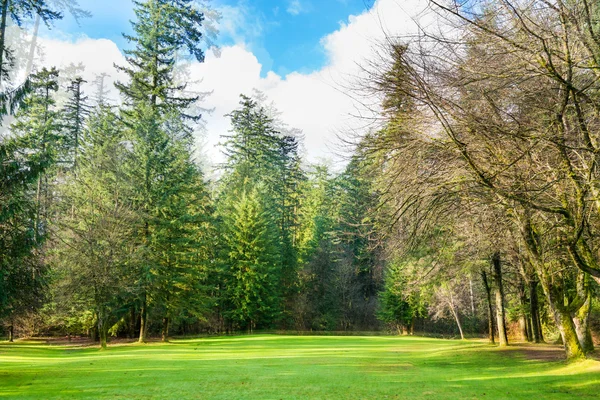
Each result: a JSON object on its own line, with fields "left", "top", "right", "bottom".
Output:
{"left": 529, "top": 278, "right": 543, "bottom": 343}
{"left": 552, "top": 304, "right": 585, "bottom": 360}
{"left": 98, "top": 314, "right": 107, "bottom": 350}
{"left": 491, "top": 253, "right": 508, "bottom": 346}
{"left": 536, "top": 272, "right": 585, "bottom": 360}
{"left": 139, "top": 295, "right": 148, "bottom": 343}
{"left": 161, "top": 317, "right": 169, "bottom": 342}
{"left": 449, "top": 302, "right": 465, "bottom": 340}
{"left": 0, "top": 0, "right": 9, "bottom": 88}
{"left": 517, "top": 278, "right": 531, "bottom": 342}
{"left": 481, "top": 269, "right": 495, "bottom": 344}
{"left": 574, "top": 284, "right": 594, "bottom": 354}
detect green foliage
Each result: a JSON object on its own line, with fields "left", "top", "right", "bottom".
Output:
{"left": 217, "top": 94, "right": 304, "bottom": 329}
{"left": 62, "top": 76, "right": 89, "bottom": 167}
{"left": 378, "top": 260, "right": 426, "bottom": 333}
{"left": 52, "top": 106, "right": 138, "bottom": 346}
{"left": 221, "top": 189, "right": 281, "bottom": 330}
{"left": 112, "top": 0, "right": 212, "bottom": 340}
{"left": 0, "top": 68, "right": 61, "bottom": 324}
{"left": 116, "top": 0, "right": 205, "bottom": 118}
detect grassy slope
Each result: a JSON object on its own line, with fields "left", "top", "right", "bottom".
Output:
{"left": 0, "top": 335, "right": 599, "bottom": 399}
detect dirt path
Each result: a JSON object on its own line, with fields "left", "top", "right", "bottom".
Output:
{"left": 499, "top": 343, "right": 600, "bottom": 362}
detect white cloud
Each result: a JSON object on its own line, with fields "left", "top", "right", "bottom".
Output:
{"left": 286, "top": 0, "right": 305, "bottom": 16}
{"left": 193, "top": 0, "right": 434, "bottom": 169}
{"left": 35, "top": 0, "right": 434, "bottom": 170}
{"left": 35, "top": 36, "right": 127, "bottom": 103}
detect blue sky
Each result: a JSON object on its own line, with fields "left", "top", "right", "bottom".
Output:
{"left": 33, "top": 0, "right": 423, "bottom": 166}
{"left": 42, "top": 0, "right": 373, "bottom": 77}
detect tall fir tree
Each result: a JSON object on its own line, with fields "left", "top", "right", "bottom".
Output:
{"left": 0, "top": 67, "right": 61, "bottom": 337}
{"left": 221, "top": 188, "right": 281, "bottom": 331}
{"left": 219, "top": 95, "right": 305, "bottom": 328}
{"left": 9, "top": 67, "right": 61, "bottom": 241}
{"left": 53, "top": 106, "right": 138, "bottom": 349}
{"left": 62, "top": 76, "right": 89, "bottom": 167}
{"left": 115, "top": 0, "right": 209, "bottom": 342}
{"left": 0, "top": 0, "right": 61, "bottom": 115}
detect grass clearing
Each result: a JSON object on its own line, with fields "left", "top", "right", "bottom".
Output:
{"left": 1, "top": 335, "right": 599, "bottom": 399}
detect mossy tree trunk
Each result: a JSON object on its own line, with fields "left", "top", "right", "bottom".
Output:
{"left": 529, "top": 278, "right": 543, "bottom": 343}
{"left": 98, "top": 318, "right": 107, "bottom": 350}
{"left": 552, "top": 304, "right": 585, "bottom": 360}
{"left": 574, "top": 278, "right": 594, "bottom": 354}
{"left": 480, "top": 269, "right": 495, "bottom": 344}
{"left": 517, "top": 278, "right": 531, "bottom": 342}
{"left": 492, "top": 253, "right": 508, "bottom": 347}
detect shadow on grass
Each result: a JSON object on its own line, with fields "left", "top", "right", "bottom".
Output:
{"left": 1, "top": 336, "right": 599, "bottom": 399}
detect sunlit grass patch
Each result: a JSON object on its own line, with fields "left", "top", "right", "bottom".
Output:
{"left": 1, "top": 335, "right": 599, "bottom": 399}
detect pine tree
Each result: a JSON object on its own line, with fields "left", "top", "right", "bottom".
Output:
{"left": 150, "top": 123, "right": 213, "bottom": 341}
{"left": 115, "top": 0, "right": 209, "bottom": 342}
{"left": 0, "top": 68, "right": 60, "bottom": 337}
{"left": 63, "top": 76, "right": 89, "bottom": 167}
{"left": 9, "top": 67, "right": 61, "bottom": 241}
{"left": 221, "top": 188, "right": 280, "bottom": 331}
{"left": 54, "top": 106, "right": 138, "bottom": 349}
{"left": 219, "top": 94, "right": 305, "bottom": 328}
{"left": 0, "top": 0, "right": 61, "bottom": 115}
{"left": 294, "top": 165, "right": 338, "bottom": 330}
{"left": 0, "top": 136, "right": 47, "bottom": 340}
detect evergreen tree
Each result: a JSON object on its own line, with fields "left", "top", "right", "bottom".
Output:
{"left": 10, "top": 67, "right": 61, "bottom": 240}
{"left": 0, "top": 137, "right": 47, "bottom": 340}
{"left": 294, "top": 165, "right": 339, "bottom": 330}
{"left": 0, "top": 0, "right": 61, "bottom": 115}
{"left": 219, "top": 94, "right": 305, "bottom": 328}
{"left": 115, "top": 0, "right": 209, "bottom": 342}
{"left": 0, "top": 68, "right": 60, "bottom": 338}
{"left": 221, "top": 188, "right": 280, "bottom": 331}
{"left": 62, "top": 76, "right": 89, "bottom": 167}
{"left": 53, "top": 106, "right": 138, "bottom": 349}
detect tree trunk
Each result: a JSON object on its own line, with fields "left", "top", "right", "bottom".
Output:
{"left": 8, "top": 323, "right": 13, "bottom": 342}
{"left": 161, "top": 317, "right": 169, "bottom": 342}
{"left": 574, "top": 286, "right": 594, "bottom": 354}
{"left": 525, "top": 316, "right": 532, "bottom": 343}
{"left": 468, "top": 275, "right": 475, "bottom": 315}
{"left": 139, "top": 295, "right": 148, "bottom": 343}
{"left": 529, "top": 278, "right": 543, "bottom": 343}
{"left": 553, "top": 305, "right": 585, "bottom": 360}
{"left": 492, "top": 252, "right": 509, "bottom": 346}
{"left": 519, "top": 216, "right": 582, "bottom": 359}
{"left": 449, "top": 305, "right": 465, "bottom": 340}
{"left": 0, "top": 0, "right": 9, "bottom": 88}
{"left": 129, "top": 307, "right": 136, "bottom": 339}
{"left": 517, "top": 279, "right": 531, "bottom": 342}
{"left": 536, "top": 273, "right": 585, "bottom": 361}
{"left": 25, "top": 13, "right": 41, "bottom": 76}
{"left": 98, "top": 315, "right": 107, "bottom": 350}
{"left": 91, "top": 325, "right": 98, "bottom": 342}
{"left": 481, "top": 269, "right": 495, "bottom": 344}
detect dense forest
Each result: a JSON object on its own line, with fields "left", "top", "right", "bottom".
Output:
{"left": 1, "top": 0, "right": 600, "bottom": 362}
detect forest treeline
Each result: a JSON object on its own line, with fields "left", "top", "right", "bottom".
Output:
{"left": 1, "top": 0, "right": 600, "bottom": 361}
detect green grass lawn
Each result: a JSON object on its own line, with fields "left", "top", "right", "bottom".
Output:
{"left": 1, "top": 335, "right": 599, "bottom": 399}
